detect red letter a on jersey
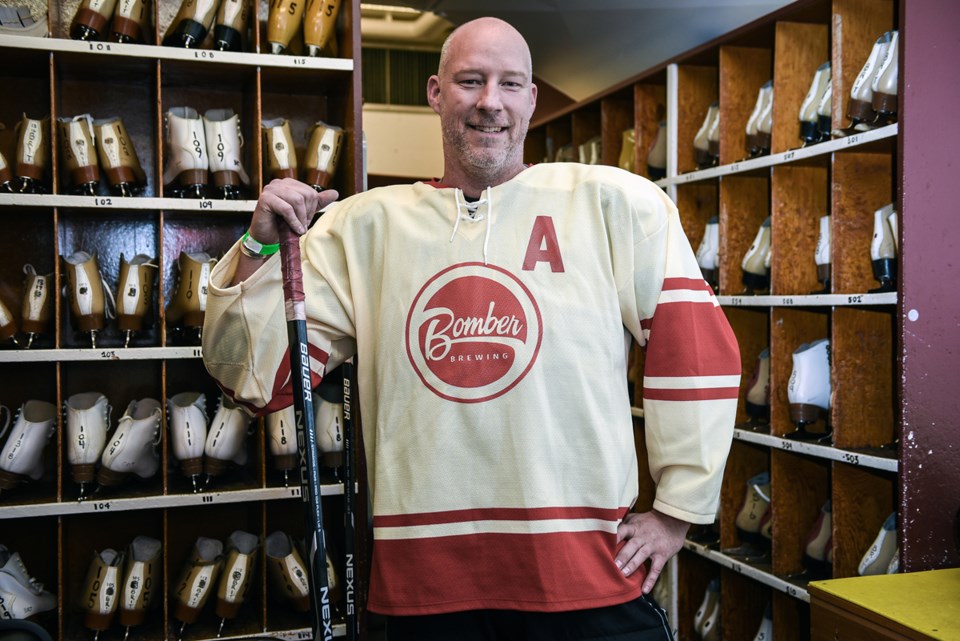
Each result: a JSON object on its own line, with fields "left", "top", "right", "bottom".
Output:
{"left": 522, "top": 216, "right": 565, "bottom": 272}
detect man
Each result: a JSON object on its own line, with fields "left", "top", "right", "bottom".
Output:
{"left": 203, "top": 17, "right": 740, "bottom": 640}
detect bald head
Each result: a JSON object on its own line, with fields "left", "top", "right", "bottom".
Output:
{"left": 438, "top": 17, "right": 533, "bottom": 80}
{"left": 427, "top": 16, "right": 537, "bottom": 193}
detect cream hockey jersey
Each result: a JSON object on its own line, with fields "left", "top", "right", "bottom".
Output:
{"left": 202, "top": 162, "right": 741, "bottom": 616}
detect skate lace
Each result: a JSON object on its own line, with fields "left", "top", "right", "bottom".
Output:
{"left": 13, "top": 555, "right": 46, "bottom": 594}
{"left": 450, "top": 186, "right": 494, "bottom": 265}
{"left": 152, "top": 410, "right": 164, "bottom": 446}
{"left": 0, "top": 404, "right": 10, "bottom": 440}
{"left": 101, "top": 273, "right": 117, "bottom": 320}
{"left": 104, "top": 401, "right": 113, "bottom": 434}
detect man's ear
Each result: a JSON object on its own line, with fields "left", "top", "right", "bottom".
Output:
{"left": 530, "top": 82, "right": 538, "bottom": 111}
{"left": 427, "top": 75, "right": 442, "bottom": 115}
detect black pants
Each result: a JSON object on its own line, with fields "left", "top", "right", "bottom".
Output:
{"left": 384, "top": 595, "right": 674, "bottom": 641}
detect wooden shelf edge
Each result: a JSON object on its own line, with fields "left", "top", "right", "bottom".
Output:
{"left": 655, "top": 123, "right": 898, "bottom": 187}
{"left": 0, "top": 193, "right": 258, "bottom": 212}
{"left": 734, "top": 428, "right": 898, "bottom": 472}
{"left": 0, "top": 484, "right": 346, "bottom": 520}
{"left": 717, "top": 292, "right": 897, "bottom": 307}
{"left": 0, "top": 33, "right": 355, "bottom": 71}
{"left": 683, "top": 538, "right": 811, "bottom": 602}
{"left": 0, "top": 346, "right": 204, "bottom": 362}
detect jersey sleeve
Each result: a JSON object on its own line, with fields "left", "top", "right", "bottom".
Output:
{"left": 626, "top": 188, "right": 741, "bottom": 524}
{"left": 201, "top": 217, "right": 356, "bottom": 417}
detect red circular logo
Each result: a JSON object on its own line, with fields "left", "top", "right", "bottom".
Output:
{"left": 406, "top": 263, "right": 542, "bottom": 403}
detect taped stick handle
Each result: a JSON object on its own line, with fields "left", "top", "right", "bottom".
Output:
{"left": 279, "top": 224, "right": 306, "bottom": 320}
{"left": 277, "top": 222, "right": 334, "bottom": 641}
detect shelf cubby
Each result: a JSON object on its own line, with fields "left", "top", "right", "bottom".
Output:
{"left": 719, "top": 174, "right": 769, "bottom": 295}
{"left": 718, "top": 45, "right": 771, "bottom": 165}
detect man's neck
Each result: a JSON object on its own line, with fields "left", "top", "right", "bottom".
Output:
{"left": 441, "top": 164, "right": 527, "bottom": 199}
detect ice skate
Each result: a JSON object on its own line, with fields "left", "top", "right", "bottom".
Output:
{"left": 118, "top": 535, "right": 162, "bottom": 640}
{"left": 799, "top": 62, "right": 831, "bottom": 145}
{"left": 97, "top": 398, "right": 162, "bottom": 487}
{"left": 203, "top": 395, "right": 251, "bottom": 484}
{"left": 832, "top": 32, "right": 893, "bottom": 137}
{"left": 214, "top": 530, "right": 259, "bottom": 637}
{"left": 109, "top": 0, "right": 148, "bottom": 43}
{"left": 93, "top": 116, "right": 146, "bottom": 196}
{"left": 303, "top": 120, "right": 344, "bottom": 191}
{"left": 266, "top": 0, "right": 304, "bottom": 55}
{"left": 70, "top": 0, "right": 118, "bottom": 41}
{"left": 213, "top": 0, "right": 249, "bottom": 52}
{"left": 261, "top": 118, "right": 298, "bottom": 180}
{"left": 62, "top": 250, "right": 115, "bottom": 348}
{"left": 744, "top": 81, "right": 772, "bottom": 158}
{"left": 0, "top": 400, "right": 56, "bottom": 491}
{"left": 20, "top": 264, "right": 54, "bottom": 349}
{"left": 203, "top": 108, "right": 250, "bottom": 199}
{"left": 165, "top": 250, "right": 217, "bottom": 343}
{"left": 57, "top": 114, "right": 100, "bottom": 195}
{"left": 304, "top": 0, "right": 341, "bottom": 57}
{"left": 646, "top": 120, "right": 666, "bottom": 180}
{"left": 116, "top": 253, "right": 158, "bottom": 347}
{"left": 64, "top": 391, "right": 111, "bottom": 500}
{"left": 163, "top": 107, "right": 208, "bottom": 198}
{"left": 741, "top": 217, "right": 771, "bottom": 294}
{"left": 14, "top": 114, "right": 49, "bottom": 194}
{"left": 812, "top": 214, "right": 831, "bottom": 294}
{"left": 0, "top": 545, "right": 57, "bottom": 619}
{"left": 696, "top": 216, "right": 719, "bottom": 293}
{"left": 163, "top": 0, "right": 218, "bottom": 48}
{"left": 785, "top": 339, "right": 831, "bottom": 441}
{"left": 693, "top": 102, "right": 718, "bottom": 169}
{"left": 78, "top": 548, "right": 125, "bottom": 635}
{"left": 167, "top": 391, "right": 207, "bottom": 492}
{"left": 172, "top": 537, "right": 224, "bottom": 638}
{"left": 869, "top": 203, "right": 897, "bottom": 293}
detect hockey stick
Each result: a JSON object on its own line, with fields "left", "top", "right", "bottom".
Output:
{"left": 341, "top": 359, "right": 357, "bottom": 641}
{"left": 278, "top": 225, "right": 334, "bottom": 641}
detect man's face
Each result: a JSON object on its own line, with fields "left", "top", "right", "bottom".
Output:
{"left": 428, "top": 24, "right": 537, "bottom": 184}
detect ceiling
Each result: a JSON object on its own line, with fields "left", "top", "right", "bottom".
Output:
{"left": 360, "top": 0, "right": 794, "bottom": 102}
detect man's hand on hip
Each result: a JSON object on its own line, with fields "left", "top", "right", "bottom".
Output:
{"left": 615, "top": 509, "right": 691, "bottom": 594}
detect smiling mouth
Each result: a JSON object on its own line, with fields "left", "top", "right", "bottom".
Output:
{"left": 470, "top": 125, "right": 506, "bottom": 133}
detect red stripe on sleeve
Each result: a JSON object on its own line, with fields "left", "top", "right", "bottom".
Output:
{"left": 644, "top": 302, "right": 740, "bottom": 378}
{"left": 642, "top": 387, "right": 741, "bottom": 401}
{"left": 661, "top": 277, "right": 713, "bottom": 292}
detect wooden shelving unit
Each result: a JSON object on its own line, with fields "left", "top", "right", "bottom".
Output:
{"left": 526, "top": 1, "right": 917, "bottom": 640}
{"left": 0, "top": 1, "right": 363, "bottom": 639}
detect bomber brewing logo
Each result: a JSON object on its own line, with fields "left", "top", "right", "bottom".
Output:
{"left": 406, "top": 263, "right": 542, "bottom": 403}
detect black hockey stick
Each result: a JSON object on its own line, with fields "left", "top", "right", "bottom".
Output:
{"left": 278, "top": 225, "right": 334, "bottom": 641}
{"left": 342, "top": 359, "right": 357, "bottom": 641}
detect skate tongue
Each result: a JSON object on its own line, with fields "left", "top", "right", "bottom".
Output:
{"left": 3, "top": 552, "right": 46, "bottom": 594}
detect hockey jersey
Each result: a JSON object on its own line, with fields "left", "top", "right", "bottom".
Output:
{"left": 202, "top": 162, "right": 740, "bottom": 616}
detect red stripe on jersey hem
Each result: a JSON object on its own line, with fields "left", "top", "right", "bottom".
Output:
{"left": 373, "top": 505, "right": 625, "bottom": 528}
{"left": 367, "top": 530, "right": 645, "bottom": 616}
{"left": 642, "top": 386, "right": 740, "bottom": 401}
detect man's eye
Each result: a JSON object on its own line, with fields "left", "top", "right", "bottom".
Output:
{"left": 459, "top": 79, "right": 481, "bottom": 87}
{"left": 503, "top": 82, "right": 522, "bottom": 90}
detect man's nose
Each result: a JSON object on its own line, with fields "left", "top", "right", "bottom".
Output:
{"left": 476, "top": 83, "right": 503, "bottom": 111}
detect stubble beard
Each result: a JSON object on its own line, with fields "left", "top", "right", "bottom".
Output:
{"left": 444, "top": 118, "right": 528, "bottom": 183}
